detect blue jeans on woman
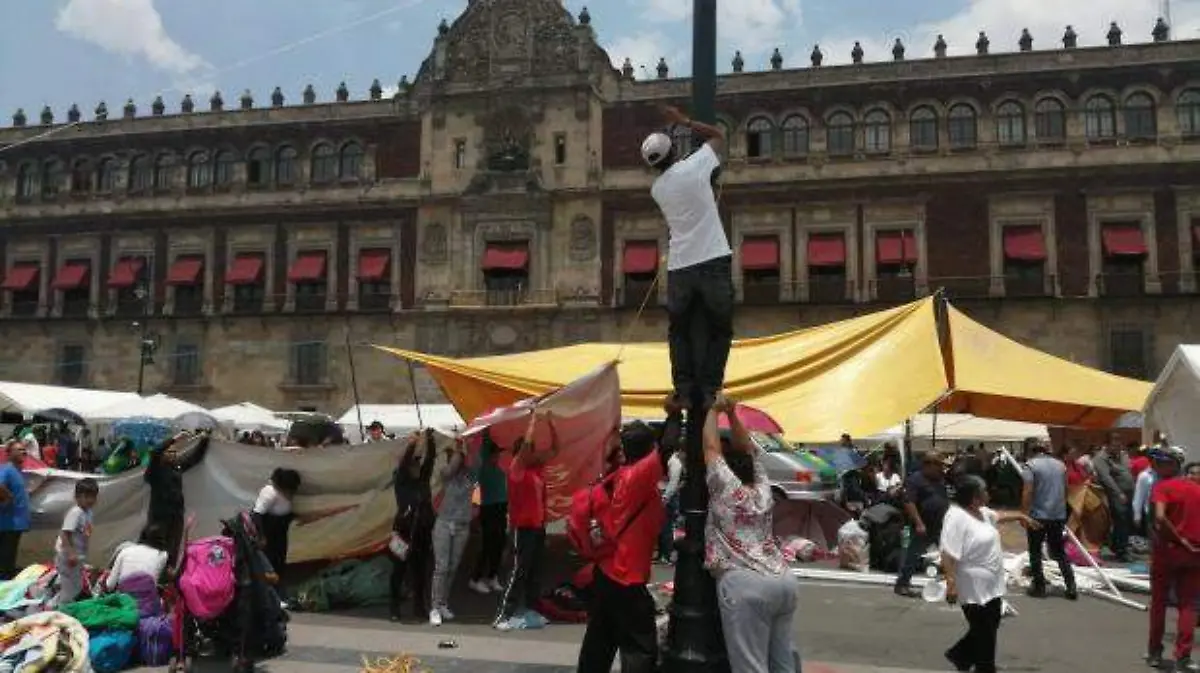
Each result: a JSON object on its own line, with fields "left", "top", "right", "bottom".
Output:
{"left": 658, "top": 495, "right": 678, "bottom": 561}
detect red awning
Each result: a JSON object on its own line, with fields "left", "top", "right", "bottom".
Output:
{"left": 224, "top": 254, "right": 264, "bottom": 285}
{"left": 741, "top": 236, "right": 780, "bottom": 271}
{"left": 1002, "top": 226, "right": 1047, "bottom": 261}
{"left": 287, "top": 252, "right": 327, "bottom": 283}
{"left": 1, "top": 264, "right": 38, "bottom": 291}
{"left": 51, "top": 262, "right": 90, "bottom": 291}
{"left": 107, "top": 257, "right": 144, "bottom": 289}
{"left": 623, "top": 241, "right": 659, "bottom": 275}
{"left": 1101, "top": 224, "right": 1147, "bottom": 256}
{"left": 357, "top": 249, "right": 390, "bottom": 281}
{"left": 876, "top": 230, "right": 917, "bottom": 265}
{"left": 807, "top": 234, "right": 846, "bottom": 268}
{"left": 166, "top": 257, "right": 203, "bottom": 286}
{"left": 482, "top": 243, "right": 529, "bottom": 271}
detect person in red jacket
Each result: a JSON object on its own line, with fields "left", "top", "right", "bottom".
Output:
{"left": 1146, "top": 448, "right": 1200, "bottom": 670}
{"left": 577, "top": 396, "right": 681, "bottom": 673}
{"left": 494, "top": 410, "right": 560, "bottom": 631}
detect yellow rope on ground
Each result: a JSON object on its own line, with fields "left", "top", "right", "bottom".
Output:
{"left": 360, "top": 653, "right": 429, "bottom": 673}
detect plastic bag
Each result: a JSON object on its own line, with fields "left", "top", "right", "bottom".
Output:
{"left": 837, "top": 520, "right": 870, "bottom": 572}
{"left": 782, "top": 537, "right": 819, "bottom": 563}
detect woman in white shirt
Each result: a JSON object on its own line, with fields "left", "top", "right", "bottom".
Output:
{"left": 252, "top": 468, "right": 301, "bottom": 600}
{"left": 940, "top": 475, "right": 1037, "bottom": 673}
{"left": 875, "top": 457, "right": 902, "bottom": 494}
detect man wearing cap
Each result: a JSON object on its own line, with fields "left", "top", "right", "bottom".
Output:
{"left": 640, "top": 107, "right": 732, "bottom": 407}
{"left": 895, "top": 451, "right": 951, "bottom": 597}
{"left": 1146, "top": 447, "right": 1200, "bottom": 670}
{"left": 1021, "top": 438, "right": 1077, "bottom": 600}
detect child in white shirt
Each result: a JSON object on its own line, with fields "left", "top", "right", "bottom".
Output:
{"left": 56, "top": 478, "right": 99, "bottom": 606}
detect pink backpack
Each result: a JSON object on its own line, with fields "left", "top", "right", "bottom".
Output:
{"left": 178, "top": 536, "right": 236, "bottom": 620}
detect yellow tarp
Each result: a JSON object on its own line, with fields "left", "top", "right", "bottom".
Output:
{"left": 939, "top": 305, "right": 1153, "bottom": 428}
{"left": 377, "top": 300, "right": 949, "bottom": 441}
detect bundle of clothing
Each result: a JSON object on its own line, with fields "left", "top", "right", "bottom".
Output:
{"left": 0, "top": 611, "right": 90, "bottom": 672}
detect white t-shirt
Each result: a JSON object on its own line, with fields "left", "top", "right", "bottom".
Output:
{"left": 650, "top": 143, "right": 732, "bottom": 271}
{"left": 56, "top": 505, "right": 93, "bottom": 558}
{"left": 105, "top": 543, "right": 169, "bottom": 591}
{"left": 875, "top": 472, "right": 902, "bottom": 492}
{"left": 939, "top": 505, "right": 1006, "bottom": 606}
{"left": 253, "top": 484, "right": 293, "bottom": 517}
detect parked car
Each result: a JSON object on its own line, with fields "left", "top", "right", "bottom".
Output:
{"left": 750, "top": 432, "right": 840, "bottom": 502}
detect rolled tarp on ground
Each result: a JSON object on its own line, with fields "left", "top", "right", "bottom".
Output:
{"left": 377, "top": 300, "right": 950, "bottom": 442}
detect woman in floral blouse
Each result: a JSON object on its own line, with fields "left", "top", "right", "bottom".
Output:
{"left": 703, "top": 395, "right": 798, "bottom": 673}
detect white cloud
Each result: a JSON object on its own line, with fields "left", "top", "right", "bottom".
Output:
{"left": 55, "top": 0, "right": 213, "bottom": 91}
{"left": 607, "top": 31, "right": 688, "bottom": 78}
{"left": 640, "top": 0, "right": 803, "bottom": 58}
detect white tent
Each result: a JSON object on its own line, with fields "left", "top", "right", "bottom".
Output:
{"left": 1143, "top": 345, "right": 1200, "bottom": 460}
{"left": 871, "top": 413, "right": 1048, "bottom": 453}
{"left": 88, "top": 393, "right": 210, "bottom": 422}
{"left": 210, "top": 402, "right": 288, "bottom": 433}
{"left": 0, "top": 381, "right": 140, "bottom": 417}
{"left": 338, "top": 404, "right": 464, "bottom": 443}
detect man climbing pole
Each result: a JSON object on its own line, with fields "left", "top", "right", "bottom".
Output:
{"left": 640, "top": 107, "right": 733, "bottom": 408}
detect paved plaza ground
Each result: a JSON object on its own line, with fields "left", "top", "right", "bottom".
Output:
{"left": 138, "top": 576, "right": 1152, "bottom": 672}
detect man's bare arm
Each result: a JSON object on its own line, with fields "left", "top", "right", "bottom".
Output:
{"left": 663, "top": 106, "right": 724, "bottom": 152}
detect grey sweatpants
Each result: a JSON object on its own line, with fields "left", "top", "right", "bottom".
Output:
{"left": 716, "top": 568, "right": 799, "bottom": 673}
{"left": 431, "top": 518, "right": 470, "bottom": 610}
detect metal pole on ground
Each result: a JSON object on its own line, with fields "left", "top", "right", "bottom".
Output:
{"left": 663, "top": 1, "right": 728, "bottom": 671}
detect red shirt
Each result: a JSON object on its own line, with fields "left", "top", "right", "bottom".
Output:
{"left": 1151, "top": 477, "right": 1200, "bottom": 545}
{"left": 1131, "top": 455, "right": 1151, "bottom": 478}
{"left": 508, "top": 461, "right": 547, "bottom": 530}
{"left": 598, "top": 452, "right": 665, "bottom": 587}
{"left": 1066, "top": 462, "right": 1089, "bottom": 488}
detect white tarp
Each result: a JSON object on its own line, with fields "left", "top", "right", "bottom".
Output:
{"left": 211, "top": 402, "right": 289, "bottom": 433}
{"left": 0, "top": 381, "right": 139, "bottom": 416}
{"left": 338, "top": 404, "right": 464, "bottom": 444}
{"left": 88, "top": 394, "right": 210, "bottom": 422}
{"left": 1143, "top": 345, "right": 1200, "bottom": 461}
{"left": 873, "top": 413, "right": 1049, "bottom": 442}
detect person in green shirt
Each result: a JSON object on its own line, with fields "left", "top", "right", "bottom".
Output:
{"left": 469, "top": 430, "right": 509, "bottom": 594}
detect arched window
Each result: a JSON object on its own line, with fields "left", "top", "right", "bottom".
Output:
{"left": 129, "top": 155, "right": 152, "bottom": 192}
{"left": 1177, "top": 90, "right": 1200, "bottom": 137}
{"left": 41, "top": 159, "right": 63, "bottom": 198}
{"left": 825, "top": 112, "right": 855, "bottom": 156}
{"left": 1124, "top": 92, "right": 1157, "bottom": 140}
{"left": 995, "top": 101, "right": 1026, "bottom": 146}
{"left": 15, "top": 163, "right": 35, "bottom": 199}
{"left": 70, "top": 159, "right": 91, "bottom": 193}
{"left": 746, "top": 117, "right": 775, "bottom": 159}
{"left": 153, "top": 153, "right": 177, "bottom": 190}
{"left": 781, "top": 116, "right": 809, "bottom": 157}
{"left": 96, "top": 158, "right": 116, "bottom": 193}
{"left": 947, "top": 104, "right": 978, "bottom": 149}
{"left": 1085, "top": 95, "right": 1116, "bottom": 140}
{"left": 864, "top": 109, "right": 891, "bottom": 154}
{"left": 214, "top": 151, "right": 235, "bottom": 186}
{"left": 186, "top": 151, "right": 211, "bottom": 188}
{"left": 909, "top": 106, "right": 938, "bottom": 150}
{"left": 311, "top": 143, "right": 337, "bottom": 183}
{"left": 246, "top": 147, "right": 270, "bottom": 186}
{"left": 340, "top": 142, "right": 364, "bottom": 179}
{"left": 275, "top": 146, "right": 297, "bottom": 184}
{"left": 1034, "top": 98, "right": 1066, "bottom": 142}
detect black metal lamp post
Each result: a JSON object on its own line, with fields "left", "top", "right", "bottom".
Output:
{"left": 132, "top": 285, "right": 158, "bottom": 395}
{"left": 663, "top": 2, "right": 728, "bottom": 671}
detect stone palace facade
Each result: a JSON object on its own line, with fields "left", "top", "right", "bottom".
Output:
{"left": 0, "top": 2, "right": 1197, "bottom": 413}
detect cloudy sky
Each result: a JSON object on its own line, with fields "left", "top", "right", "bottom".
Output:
{"left": 0, "top": 0, "right": 1195, "bottom": 119}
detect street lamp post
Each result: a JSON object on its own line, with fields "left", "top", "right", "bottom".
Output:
{"left": 132, "top": 285, "right": 158, "bottom": 395}
{"left": 663, "top": 1, "right": 728, "bottom": 671}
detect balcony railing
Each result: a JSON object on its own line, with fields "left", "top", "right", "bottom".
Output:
{"left": 616, "top": 281, "right": 659, "bottom": 308}
{"left": 357, "top": 289, "right": 393, "bottom": 312}
{"left": 1097, "top": 272, "right": 1145, "bottom": 298}
{"left": 449, "top": 288, "right": 559, "bottom": 308}
{"left": 805, "top": 276, "right": 855, "bottom": 304}
{"left": 10, "top": 295, "right": 39, "bottom": 317}
{"left": 294, "top": 289, "right": 327, "bottom": 313}
{"left": 173, "top": 289, "right": 205, "bottom": 316}
{"left": 871, "top": 275, "right": 919, "bottom": 303}
{"left": 1003, "top": 272, "right": 1054, "bottom": 298}
{"left": 60, "top": 295, "right": 91, "bottom": 318}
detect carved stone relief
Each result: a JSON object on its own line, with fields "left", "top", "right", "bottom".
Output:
{"left": 422, "top": 222, "right": 448, "bottom": 263}
{"left": 482, "top": 106, "right": 533, "bottom": 173}
{"left": 569, "top": 215, "right": 597, "bottom": 261}
{"left": 492, "top": 11, "right": 529, "bottom": 60}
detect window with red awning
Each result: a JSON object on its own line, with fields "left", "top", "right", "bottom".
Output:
{"left": 1, "top": 264, "right": 38, "bottom": 292}
{"left": 807, "top": 233, "right": 846, "bottom": 267}
{"left": 107, "top": 257, "right": 145, "bottom": 288}
{"left": 51, "top": 261, "right": 90, "bottom": 291}
{"left": 166, "top": 256, "right": 204, "bottom": 285}
{"left": 357, "top": 249, "right": 391, "bottom": 281}
{"left": 623, "top": 241, "right": 659, "bottom": 275}
{"left": 1002, "top": 226, "right": 1047, "bottom": 261}
{"left": 481, "top": 242, "right": 529, "bottom": 271}
{"left": 224, "top": 253, "right": 264, "bottom": 285}
{"left": 875, "top": 230, "right": 917, "bottom": 265}
{"left": 741, "top": 236, "right": 780, "bottom": 271}
{"left": 1101, "top": 223, "right": 1147, "bottom": 256}
{"left": 288, "top": 251, "right": 327, "bottom": 283}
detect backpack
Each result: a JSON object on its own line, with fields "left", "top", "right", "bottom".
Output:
{"left": 566, "top": 471, "right": 650, "bottom": 561}
{"left": 89, "top": 630, "right": 136, "bottom": 673}
{"left": 137, "top": 614, "right": 172, "bottom": 666}
{"left": 178, "top": 536, "right": 236, "bottom": 620}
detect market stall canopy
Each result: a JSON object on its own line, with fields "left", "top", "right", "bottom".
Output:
{"left": 872, "top": 413, "right": 1049, "bottom": 442}
{"left": 377, "top": 300, "right": 949, "bottom": 441}
{"left": 938, "top": 305, "right": 1153, "bottom": 428}
{"left": 337, "top": 404, "right": 464, "bottom": 444}
{"left": 0, "top": 381, "right": 140, "bottom": 417}
{"left": 1142, "top": 345, "right": 1200, "bottom": 460}
{"left": 210, "top": 402, "right": 288, "bottom": 433}
{"left": 88, "top": 393, "right": 210, "bottom": 422}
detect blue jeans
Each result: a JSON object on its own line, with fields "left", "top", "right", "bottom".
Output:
{"left": 658, "top": 496, "right": 678, "bottom": 560}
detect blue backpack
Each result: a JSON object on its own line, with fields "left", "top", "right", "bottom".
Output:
{"left": 137, "top": 614, "right": 173, "bottom": 666}
{"left": 89, "top": 630, "right": 135, "bottom": 673}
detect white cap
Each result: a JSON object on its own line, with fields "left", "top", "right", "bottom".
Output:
{"left": 641, "top": 132, "right": 673, "bottom": 167}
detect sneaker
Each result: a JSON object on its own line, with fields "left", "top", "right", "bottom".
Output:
{"left": 944, "top": 651, "right": 971, "bottom": 672}
{"left": 893, "top": 585, "right": 920, "bottom": 598}
{"left": 489, "top": 578, "right": 505, "bottom": 593}
{"left": 1146, "top": 650, "right": 1164, "bottom": 668}
{"left": 469, "top": 580, "right": 492, "bottom": 594}
{"left": 439, "top": 606, "right": 455, "bottom": 622}
{"left": 1064, "top": 588, "right": 1079, "bottom": 601}
{"left": 1026, "top": 584, "right": 1048, "bottom": 599}
{"left": 429, "top": 609, "right": 442, "bottom": 627}
{"left": 1175, "top": 658, "right": 1196, "bottom": 672}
